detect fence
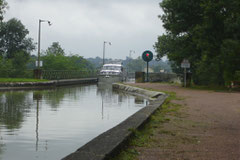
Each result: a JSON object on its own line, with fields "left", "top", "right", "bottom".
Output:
{"left": 42, "top": 70, "right": 97, "bottom": 80}
{"left": 0, "top": 69, "right": 98, "bottom": 80}
{"left": 148, "top": 72, "right": 182, "bottom": 83}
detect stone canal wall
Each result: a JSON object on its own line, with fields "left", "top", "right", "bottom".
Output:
{"left": 0, "top": 78, "right": 98, "bottom": 90}
{"left": 62, "top": 83, "right": 167, "bottom": 160}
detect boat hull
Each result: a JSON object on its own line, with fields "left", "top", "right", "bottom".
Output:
{"left": 98, "top": 75, "right": 124, "bottom": 83}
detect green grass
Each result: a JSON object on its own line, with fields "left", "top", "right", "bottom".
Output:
{"left": 0, "top": 78, "right": 49, "bottom": 83}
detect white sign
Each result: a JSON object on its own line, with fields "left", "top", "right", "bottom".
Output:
{"left": 181, "top": 59, "right": 190, "bottom": 68}
{"left": 35, "top": 61, "right": 43, "bottom": 67}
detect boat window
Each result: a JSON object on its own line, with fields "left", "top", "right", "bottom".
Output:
{"left": 103, "top": 66, "right": 121, "bottom": 71}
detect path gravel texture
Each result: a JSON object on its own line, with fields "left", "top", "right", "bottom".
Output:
{"left": 127, "top": 83, "right": 240, "bottom": 160}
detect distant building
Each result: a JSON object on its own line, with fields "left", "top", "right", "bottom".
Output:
{"left": 144, "top": 67, "right": 154, "bottom": 73}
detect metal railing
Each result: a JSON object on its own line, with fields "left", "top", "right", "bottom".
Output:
{"left": 42, "top": 70, "right": 98, "bottom": 80}
{"left": 0, "top": 69, "right": 98, "bottom": 80}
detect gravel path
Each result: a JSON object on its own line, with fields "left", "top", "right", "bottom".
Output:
{"left": 128, "top": 83, "right": 240, "bottom": 160}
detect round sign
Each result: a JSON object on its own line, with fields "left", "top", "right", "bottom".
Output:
{"left": 142, "top": 50, "right": 153, "bottom": 62}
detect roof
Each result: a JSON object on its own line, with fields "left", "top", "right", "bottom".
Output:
{"left": 103, "top": 64, "right": 122, "bottom": 67}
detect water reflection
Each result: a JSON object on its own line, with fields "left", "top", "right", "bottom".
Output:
{"left": 97, "top": 83, "right": 127, "bottom": 119}
{"left": 33, "top": 92, "right": 42, "bottom": 151}
{"left": 0, "top": 84, "right": 146, "bottom": 160}
{"left": 0, "top": 142, "right": 5, "bottom": 159}
{"left": 0, "top": 91, "right": 32, "bottom": 130}
{"left": 134, "top": 97, "right": 145, "bottom": 104}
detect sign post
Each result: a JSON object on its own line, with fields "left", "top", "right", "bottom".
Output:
{"left": 181, "top": 59, "right": 190, "bottom": 87}
{"left": 142, "top": 50, "right": 153, "bottom": 82}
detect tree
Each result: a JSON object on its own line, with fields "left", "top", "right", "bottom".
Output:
{"left": 45, "top": 42, "right": 65, "bottom": 56}
{"left": 41, "top": 42, "right": 94, "bottom": 71}
{"left": 155, "top": 0, "right": 240, "bottom": 86}
{"left": 12, "top": 51, "right": 30, "bottom": 77}
{"left": 127, "top": 57, "right": 145, "bottom": 72}
{"left": 0, "top": 0, "right": 7, "bottom": 22}
{"left": 0, "top": 18, "right": 35, "bottom": 59}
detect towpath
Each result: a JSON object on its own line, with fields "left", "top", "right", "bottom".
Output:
{"left": 127, "top": 83, "right": 240, "bottom": 160}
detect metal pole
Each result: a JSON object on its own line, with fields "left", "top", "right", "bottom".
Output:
{"left": 184, "top": 68, "right": 187, "bottom": 87}
{"left": 147, "top": 62, "right": 149, "bottom": 82}
{"left": 36, "top": 99, "right": 39, "bottom": 151}
{"left": 37, "top": 19, "right": 41, "bottom": 69}
{"left": 128, "top": 51, "right": 130, "bottom": 76}
{"left": 103, "top": 42, "right": 105, "bottom": 65}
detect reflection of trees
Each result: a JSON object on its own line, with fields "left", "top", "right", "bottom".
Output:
{"left": 134, "top": 97, "right": 144, "bottom": 104}
{"left": 34, "top": 85, "right": 88, "bottom": 110}
{"left": 97, "top": 84, "right": 146, "bottom": 106}
{"left": 34, "top": 89, "right": 66, "bottom": 110}
{"left": 97, "top": 83, "right": 129, "bottom": 104}
{"left": 0, "top": 91, "right": 32, "bottom": 130}
{"left": 0, "top": 142, "right": 6, "bottom": 158}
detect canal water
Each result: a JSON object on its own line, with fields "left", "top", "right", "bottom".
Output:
{"left": 0, "top": 84, "right": 147, "bottom": 160}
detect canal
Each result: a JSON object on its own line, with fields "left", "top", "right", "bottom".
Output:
{"left": 0, "top": 84, "right": 147, "bottom": 160}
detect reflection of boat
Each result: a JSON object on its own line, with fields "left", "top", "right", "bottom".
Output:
{"left": 98, "top": 64, "right": 125, "bottom": 83}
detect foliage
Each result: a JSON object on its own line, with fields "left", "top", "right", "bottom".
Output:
{"left": 155, "top": 0, "right": 240, "bottom": 86}
{"left": 124, "top": 57, "right": 172, "bottom": 73}
{"left": 0, "top": 0, "right": 7, "bottom": 22}
{"left": 41, "top": 42, "right": 94, "bottom": 71}
{"left": 87, "top": 56, "right": 103, "bottom": 69}
{"left": 0, "top": 18, "right": 35, "bottom": 59}
{"left": 126, "top": 57, "right": 145, "bottom": 72}
{"left": 0, "top": 92, "right": 31, "bottom": 129}
{"left": 0, "top": 18, "right": 35, "bottom": 78}
{"left": 234, "top": 71, "right": 240, "bottom": 81}
{"left": 0, "top": 56, "right": 13, "bottom": 77}
{"left": 150, "top": 60, "right": 172, "bottom": 73}
{"left": 45, "top": 42, "right": 65, "bottom": 56}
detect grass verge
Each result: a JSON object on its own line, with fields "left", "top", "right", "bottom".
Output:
{"left": 110, "top": 90, "right": 182, "bottom": 160}
{"left": 0, "top": 78, "right": 48, "bottom": 83}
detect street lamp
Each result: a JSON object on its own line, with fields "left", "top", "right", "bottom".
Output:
{"left": 103, "top": 41, "right": 111, "bottom": 65}
{"left": 127, "top": 50, "right": 135, "bottom": 74}
{"left": 129, "top": 50, "right": 135, "bottom": 58}
{"left": 37, "top": 19, "right": 51, "bottom": 69}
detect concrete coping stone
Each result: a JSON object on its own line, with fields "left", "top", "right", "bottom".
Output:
{"left": 62, "top": 83, "right": 167, "bottom": 160}
{"left": 112, "top": 83, "right": 166, "bottom": 101}
{"left": 0, "top": 78, "right": 98, "bottom": 90}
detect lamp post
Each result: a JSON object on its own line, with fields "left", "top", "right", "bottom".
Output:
{"left": 37, "top": 19, "right": 51, "bottom": 69}
{"left": 102, "top": 41, "right": 111, "bottom": 65}
{"left": 127, "top": 50, "right": 135, "bottom": 75}
{"left": 129, "top": 50, "right": 135, "bottom": 58}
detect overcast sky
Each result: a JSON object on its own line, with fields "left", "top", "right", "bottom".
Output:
{"left": 4, "top": 0, "right": 164, "bottom": 59}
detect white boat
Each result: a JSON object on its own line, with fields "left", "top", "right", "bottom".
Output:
{"left": 98, "top": 63, "right": 125, "bottom": 83}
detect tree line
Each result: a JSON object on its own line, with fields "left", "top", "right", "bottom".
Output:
{"left": 155, "top": 0, "right": 240, "bottom": 86}
{"left": 0, "top": 1, "right": 94, "bottom": 78}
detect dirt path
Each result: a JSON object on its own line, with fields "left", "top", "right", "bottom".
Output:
{"left": 128, "top": 83, "right": 240, "bottom": 160}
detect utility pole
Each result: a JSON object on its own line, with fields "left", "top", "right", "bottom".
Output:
{"left": 102, "top": 41, "right": 111, "bottom": 65}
